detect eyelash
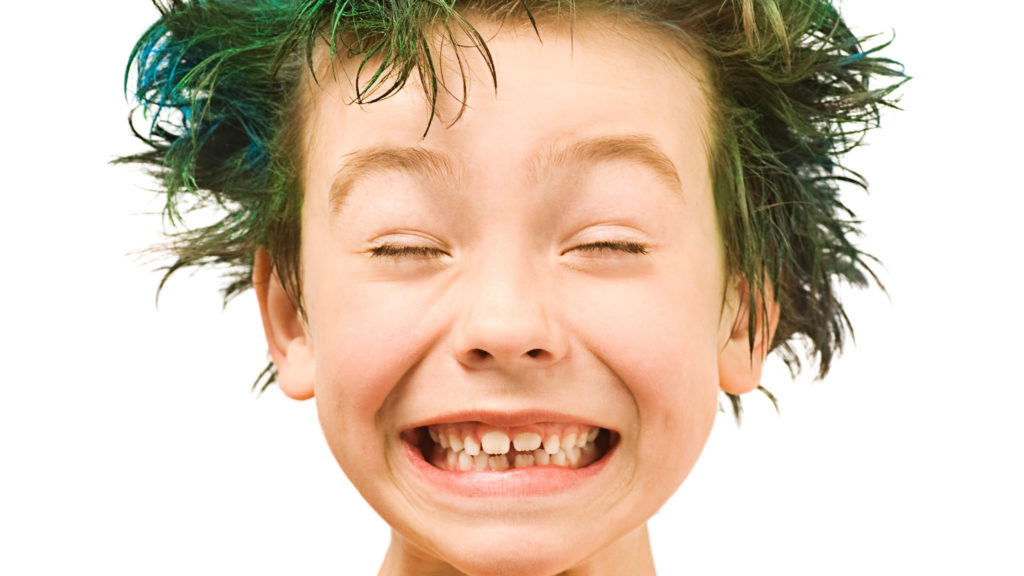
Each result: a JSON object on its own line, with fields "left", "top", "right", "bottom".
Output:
{"left": 369, "top": 241, "right": 648, "bottom": 259}
{"left": 369, "top": 244, "right": 450, "bottom": 259}
{"left": 569, "top": 241, "right": 649, "bottom": 255}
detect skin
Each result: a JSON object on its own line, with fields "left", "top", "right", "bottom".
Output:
{"left": 255, "top": 16, "right": 779, "bottom": 576}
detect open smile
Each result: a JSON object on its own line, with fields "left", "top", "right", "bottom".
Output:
{"left": 420, "top": 422, "right": 616, "bottom": 471}
{"left": 399, "top": 420, "right": 620, "bottom": 497}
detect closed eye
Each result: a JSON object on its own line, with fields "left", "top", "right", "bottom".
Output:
{"left": 568, "top": 241, "right": 649, "bottom": 255}
{"left": 369, "top": 244, "right": 450, "bottom": 259}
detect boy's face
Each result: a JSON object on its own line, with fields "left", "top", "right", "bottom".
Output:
{"left": 260, "top": 17, "right": 765, "bottom": 576}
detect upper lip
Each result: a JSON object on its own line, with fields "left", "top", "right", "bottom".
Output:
{"left": 402, "top": 409, "right": 612, "bottom": 433}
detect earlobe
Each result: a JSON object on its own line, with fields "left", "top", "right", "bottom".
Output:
{"left": 253, "top": 249, "right": 315, "bottom": 400}
{"left": 718, "top": 277, "right": 782, "bottom": 396}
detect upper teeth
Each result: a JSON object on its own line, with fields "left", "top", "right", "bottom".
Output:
{"left": 426, "top": 423, "right": 603, "bottom": 471}
{"left": 513, "top": 432, "right": 542, "bottom": 452}
{"left": 481, "top": 431, "right": 511, "bottom": 455}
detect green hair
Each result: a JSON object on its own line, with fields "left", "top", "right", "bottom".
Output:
{"left": 121, "top": 0, "right": 905, "bottom": 415}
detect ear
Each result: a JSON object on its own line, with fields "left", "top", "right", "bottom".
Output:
{"left": 253, "top": 249, "right": 315, "bottom": 400}
{"left": 718, "top": 276, "right": 782, "bottom": 395}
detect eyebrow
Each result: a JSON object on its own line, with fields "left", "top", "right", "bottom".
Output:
{"left": 530, "top": 134, "right": 683, "bottom": 195}
{"left": 329, "top": 146, "right": 458, "bottom": 214}
{"left": 328, "top": 133, "right": 682, "bottom": 213}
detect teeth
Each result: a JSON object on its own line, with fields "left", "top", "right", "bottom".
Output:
{"left": 449, "top": 434, "right": 463, "bottom": 453}
{"left": 425, "top": 424, "right": 607, "bottom": 472}
{"left": 566, "top": 446, "right": 582, "bottom": 467}
{"left": 513, "top": 432, "right": 542, "bottom": 452}
{"left": 551, "top": 450, "right": 567, "bottom": 467}
{"left": 481, "top": 431, "right": 511, "bottom": 455}
{"left": 561, "top": 432, "right": 577, "bottom": 451}
{"left": 514, "top": 453, "right": 535, "bottom": 468}
{"left": 473, "top": 452, "right": 489, "bottom": 471}
{"left": 543, "top": 434, "right": 561, "bottom": 455}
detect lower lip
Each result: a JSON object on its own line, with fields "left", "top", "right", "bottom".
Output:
{"left": 401, "top": 437, "right": 614, "bottom": 499}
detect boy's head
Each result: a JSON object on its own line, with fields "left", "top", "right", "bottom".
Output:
{"left": 125, "top": 1, "right": 902, "bottom": 573}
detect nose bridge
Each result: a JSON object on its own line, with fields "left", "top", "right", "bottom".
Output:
{"left": 453, "top": 243, "right": 566, "bottom": 368}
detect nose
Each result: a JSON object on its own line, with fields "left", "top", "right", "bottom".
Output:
{"left": 452, "top": 254, "right": 568, "bottom": 370}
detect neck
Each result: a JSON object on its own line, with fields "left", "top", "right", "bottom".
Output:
{"left": 377, "top": 523, "right": 656, "bottom": 576}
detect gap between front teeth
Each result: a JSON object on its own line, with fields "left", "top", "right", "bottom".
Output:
{"left": 426, "top": 425, "right": 602, "bottom": 471}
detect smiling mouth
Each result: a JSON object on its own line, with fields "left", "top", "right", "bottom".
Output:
{"left": 408, "top": 423, "right": 618, "bottom": 472}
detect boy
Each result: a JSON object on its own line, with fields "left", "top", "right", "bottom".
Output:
{"left": 123, "top": 1, "right": 903, "bottom": 574}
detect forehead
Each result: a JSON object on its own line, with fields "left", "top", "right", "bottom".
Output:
{"left": 299, "top": 15, "right": 712, "bottom": 206}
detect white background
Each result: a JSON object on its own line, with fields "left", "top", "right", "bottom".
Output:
{"left": 2, "top": 1, "right": 1021, "bottom": 574}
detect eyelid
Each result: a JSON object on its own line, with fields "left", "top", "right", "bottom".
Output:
{"left": 566, "top": 240, "right": 650, "bottom": 255}
{"left": 561, "top": 224, "right": 652, "bottom": 257}
{"left": 369, "top": 244, "right": 449, "bottom": 258}
{"left": 366, "top": 233, "right": 451, "bottom": 259}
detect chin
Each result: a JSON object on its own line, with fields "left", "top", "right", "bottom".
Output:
{"left": 410, "top": 522, "right": 611, "bottom": 576}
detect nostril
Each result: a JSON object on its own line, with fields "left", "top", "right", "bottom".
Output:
{"left": 525, "top": 349, "right": 543, "bottom": 358}
{"left": 472, "top": 349, "right": 492, "bottom": 360}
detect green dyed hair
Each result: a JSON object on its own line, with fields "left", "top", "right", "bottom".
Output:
{"left": 122, "top": 0, "right": 905, "bottom": 414}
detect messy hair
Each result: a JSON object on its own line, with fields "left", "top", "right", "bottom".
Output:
{"left": 121, "top": 0, "right": 905, "bottom": 414}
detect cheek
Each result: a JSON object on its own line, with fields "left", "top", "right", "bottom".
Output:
{"left": 583, "top": 296, "right": 721, "bottom": 431}
{"left": 562, "top": 255, "right": 723, "bottom": 479}
{"left": 303, "top": 264, "right": 446, "bottom": 459}
{"left": 564, "top": 246, "right": 724, "bottom": 388}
